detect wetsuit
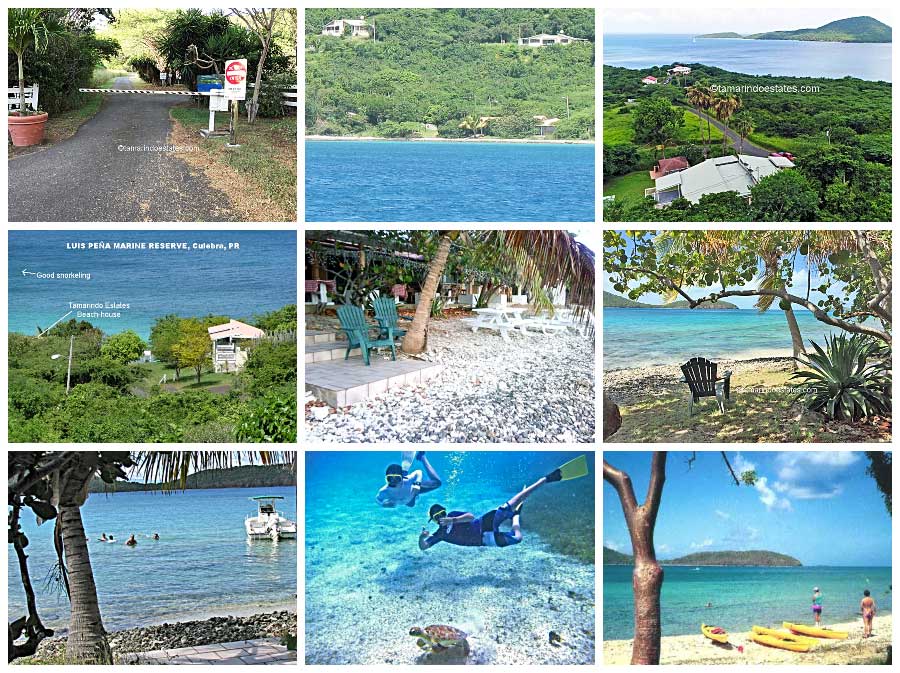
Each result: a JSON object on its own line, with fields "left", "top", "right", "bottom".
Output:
{"left": 424, "top": 504, "right": 521, "bottom": 548}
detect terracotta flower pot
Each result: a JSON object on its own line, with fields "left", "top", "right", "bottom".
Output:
{"left": 8, "top": 111, "right": 48, "bottom": 147}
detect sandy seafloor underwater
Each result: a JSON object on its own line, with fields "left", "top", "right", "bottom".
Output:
{"left": 305, "top": 451, "right": 595, "bottom": 664}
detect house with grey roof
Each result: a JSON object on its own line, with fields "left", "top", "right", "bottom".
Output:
{"left": 645, "top": 155, "right": 795, "bottom": 206}
{"left": 518, "top": 33, "right": 587, "bottom": 47}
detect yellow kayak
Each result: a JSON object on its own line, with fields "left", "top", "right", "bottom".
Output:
{"left": 751, "top": 632, "right": 811, "bottom": 652}
{"left": 701, "top": 623, "right": 728, "bottom": 644}
{"left": 783, "top": 622, "right": 848, "bottom": 639}
{"left": 752, "top": 626, "right": 818, "bottom": 646}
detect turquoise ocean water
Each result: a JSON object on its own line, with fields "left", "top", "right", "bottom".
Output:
{"left": 604, "top": 34, "right": 892, "bottom": 81}
{"left": 604, "top": 565, "right": 892, "bottom": 640}
{"left": 305, "top": 140, "right": 595, "bottom": 221}
{"left": 603, "top": 307, "right": 848, "bottom": 370}
{"left": 7, "top": 486, "right": 297, "bottom": 633}
{"left": 8, "top": 230, "right": 297, "bottom": 340}
{"left": 306, "top": 451, "right": 595, "bottom": 664}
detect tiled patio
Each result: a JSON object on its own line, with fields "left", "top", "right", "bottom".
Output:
{"left": 119, "top": 638, "right": 296, "bottom": 665}
{"left": 306, "top": 355, "right": 444, "bottom": 407}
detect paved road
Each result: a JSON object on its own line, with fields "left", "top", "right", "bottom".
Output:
{"left": 8, "top": 76, "right": 237, "bottom": 222}
{"left": 678, "top": 103, "right": 773, "bottom": 158}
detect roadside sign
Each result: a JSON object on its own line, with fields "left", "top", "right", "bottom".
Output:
{"left": 224, "top": 59, "right": 247, "bottom": 100}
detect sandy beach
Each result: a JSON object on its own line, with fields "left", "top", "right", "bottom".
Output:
{"left": 603, "top": 357, "right": 795, "bottom": 407}
{"left": 305, "top": 134, "right": 594, "bottom": 144}
{"left": 603, "top": 616, "right": 892, "bottom": 665}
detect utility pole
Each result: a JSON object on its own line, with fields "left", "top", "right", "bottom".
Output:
{"left": 373, "top": 18, "right": 376, "bottom": 43}
{"left": 564, "top": 95, "right": 570, "bottom": 118}
{"left": 66, "top": 335, "right": 74, "bottom": 395}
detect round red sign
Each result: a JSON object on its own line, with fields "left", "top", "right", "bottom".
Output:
{"left": 225, "top": 61, "right": 246, "bottom": 84}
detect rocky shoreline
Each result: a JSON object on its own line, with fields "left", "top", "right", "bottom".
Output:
{"left": 603, "top": 357, "right": 795, "bottom": 406}
{"left": 20, "top": 611, "right": 296, "bottom": 661}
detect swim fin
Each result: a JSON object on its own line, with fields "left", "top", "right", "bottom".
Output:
{"left": 545, "top": 454, "right": 588, "bottom": 483}
{"left": 401, "top": 450, "right": 416, "bottom": 472}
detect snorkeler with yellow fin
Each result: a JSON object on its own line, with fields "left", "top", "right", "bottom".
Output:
{"left": 419, "top": 454, "right": 588, "bottom": 550}
{"left": 375, "top": 451, "right": 443, "bottom": 508}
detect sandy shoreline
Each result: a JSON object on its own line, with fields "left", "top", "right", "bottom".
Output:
{"left": 305, "top": 134, "right": 594, "bottom": 144}
{"left": 603, "top": 356, "right": 795, "bottom": 406}
{"left": 604, "top": 615, "right": 892, "bottom": 665}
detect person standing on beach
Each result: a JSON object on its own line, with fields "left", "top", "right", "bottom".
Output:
{"left": 860, "top": 590, "right": 876, "bottom": 638}
{"left": 812, "top": 587, "right": 823, "bottom": 625}
{"left": 376, "top": 452, "right": 442, "bottom": 508}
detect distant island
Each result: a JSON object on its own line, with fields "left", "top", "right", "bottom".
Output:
{"left": 603, "top": 291, "right": 738, "bottom": 310}
{"left": 698, "top": 16, "right": 891, "bottom": 43}
{"left": 603, "top": 546, "right": 802, "bottom": 566}
{"left": 89, "top": 464, "right": 296, "bottom": 493}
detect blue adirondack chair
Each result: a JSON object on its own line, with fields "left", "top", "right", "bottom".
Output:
{"left": 680, "top": 357, "right": 732, "bottom": 416}
{"left": 372, "top": 297, "right": 411, "bottom": 340}
{"left": 337, "top": 305, "right": 396, "bottom": 366}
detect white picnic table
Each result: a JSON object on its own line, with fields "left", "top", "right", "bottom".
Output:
{"left": 466, "top": 307, "right": 530, "bottom": 342}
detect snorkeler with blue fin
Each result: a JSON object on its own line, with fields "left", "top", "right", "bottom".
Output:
{"left": 419, "top": 454, "right": 588, "bottom": 551}
{"left": 376, "top": 451, "right": 443, "bottom": 508}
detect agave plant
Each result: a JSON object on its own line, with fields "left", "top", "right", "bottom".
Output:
{"left": 790, "top": 333, "right": 891, "bottom": 421}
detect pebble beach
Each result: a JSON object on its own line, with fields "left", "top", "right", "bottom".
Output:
{"left": 306, "top": 317, "right": 595, "bottom": 443}
{"left": 603, "top": 616, "right": 892, "bottom": 665}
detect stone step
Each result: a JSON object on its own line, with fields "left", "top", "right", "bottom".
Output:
{"left": 306, "top": 355, "right": 444, "bottom": 408}
{"left": 305, "top": 341, "right": 360, "bottom": 363}
{"left": 305, "top": 329, "right": 337, "bottom": 346}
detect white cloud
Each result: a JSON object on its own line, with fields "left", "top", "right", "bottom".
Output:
{"left": 733, "top": 452, "right": 756, "bottom": 475}
{"left": 714, "top": 510, "right": 730, "bottom": 520}
{"left": 605, "top": 540, "right": 621, "bottom": 551}
{"left": 772, "top": 452, "right": 859, "bottom": 499}
{"left": 691, "top": 539, "right": 714, "bottom": 549}
{"left": 755, "top": 476, "right": 792, "bottom": 511}
{"left": 658, "top": 544, "right": 670, "bottom": 553}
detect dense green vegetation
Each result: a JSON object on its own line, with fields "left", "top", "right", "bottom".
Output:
{"left": 305, "top": 8, "right": 594, "bottom": 139}
{"left": 749, "top": 16, "right": 890, "bottom": 43}
{"left": 603, "top": 291, "right": 738, "bottom": 309}
{"left": 664, "top": 550, "right": 802, "bottom": 566}
{"left": 602, "top": 546, "right": 802, "bottom": 566}
{"left": 88, "top": 464, "right": 296, "bottom": 492}
{"left": 603, "top": 63, "right": 891, "bottom": 221}
{"left": 8, "top": 306, "right": 297, "bottom": 443}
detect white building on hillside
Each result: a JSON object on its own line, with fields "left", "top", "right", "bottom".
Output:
{"left": 322, "top": 17, "right": 372, "bottom": 38}
{"left": 518, "top": 32, "right": 587, "bottom": 46}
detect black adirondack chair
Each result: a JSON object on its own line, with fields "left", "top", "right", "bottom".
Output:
{"left": 337, "top": 305, "right": 397, "bottom": 366}
{"left": 372, "top": 297, "right": 411, "bottom": 340}
{"left": 680, "top": 357, "right": 732, "bottom": 416}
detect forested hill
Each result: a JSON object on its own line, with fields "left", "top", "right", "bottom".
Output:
{"left": 305, "top": 8, "right": 594, "bottom": 139}
{"left": 698, "top": 17, "right": 891, "bottom": 43}
{"left": 603, "top": 291, "right": 738, "bottom": 309}
{"left": 89, "top": 464, "right": 296, "bottom": 492}
{"left": 602, "top": 547, "right": 801, "bottom": 566}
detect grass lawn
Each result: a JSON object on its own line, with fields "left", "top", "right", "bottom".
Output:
{"left": 169, "top": 105, "right": 297, "bottom": 221}
{"left": 603, "top": 170, "right": 653, "bottom": 203}
{"left": 133, "top": 362, "right": 238, "bottom": 395}
{"left": 609, "top": 367, "right": 891, "bottom": 443}
{"left": 603, "top": 106, "right": 723, "bottom": 146}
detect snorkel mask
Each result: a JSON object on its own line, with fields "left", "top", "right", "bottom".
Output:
{"left": 385, "top": 464, "right": 403, "bottom": 487}
{"left": 428, "top": 505, "right": 447, "bottom": 525}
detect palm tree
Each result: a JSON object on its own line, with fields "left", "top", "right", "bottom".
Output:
{"left": 458, "top": 114, "right": 481, "bottom": 138}
{"left": 685, "top": 84, "right": 710, "bottom": 158}
{"left": 401, "top": 231, "right": 595, "bottom": 355}
{"left": 8, "top": 9, "right": 65, "bottom": 114}
{"left": 15, "top": 451, "right": 295, "bottom": 664}
{"left": 700, "top": 88, "right": 717, "bottom": 155}
{"left": 713, "top": 95, "right": 741, "bottom": 155}
{"left": 730, "top": 112, "right": 754, "bottom": 154}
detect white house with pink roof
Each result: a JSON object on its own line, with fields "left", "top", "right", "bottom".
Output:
{"left": 208, "top": 319, "right": 265, "bottom": 372}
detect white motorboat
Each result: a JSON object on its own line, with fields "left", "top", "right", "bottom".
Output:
{"left": 245, "top": 496, "right": 297, "bottom": 541}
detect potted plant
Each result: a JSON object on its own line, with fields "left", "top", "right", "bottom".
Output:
{"left": 8, "top": 9, "right": 64, "bottom": 147}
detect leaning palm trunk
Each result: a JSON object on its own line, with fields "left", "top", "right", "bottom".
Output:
{"left": 783, "top": 305, "right": 807, "bottom": 371}
{"left": 402, "top": 235, "right": 452, "bottom": 354}
{"left": 60, "top": 505, "right": 111, "bottom": 663}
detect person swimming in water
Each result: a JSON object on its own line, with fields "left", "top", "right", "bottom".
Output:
{"left": 98, "top": 533, "right": 107, "bottom": 542}
{"left": 376, "top": 452, "right": 442, "bottom": 508}
{"left": 419, "top": 455, "right": 588, "bottom": 551}
{"left": 153, "top": 533, "right": 160, "bottom": 540}
{"left": 860, "top": 589, "right": 876, "bottom": 638}
{"left": 125, "top": 534, "right": 137, "bottom": 546}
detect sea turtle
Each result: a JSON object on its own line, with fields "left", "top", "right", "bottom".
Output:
{"left": 409, "top": 625, "right": 469, "bottom": 654}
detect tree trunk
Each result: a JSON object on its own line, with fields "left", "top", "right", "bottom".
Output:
{"left": 632, "top": 559, "right": 664, "bottom": 664}
{"left": 60, "top": 505, "right": 111, "bottom": 663}
{"left": 603, "top": 394, "right": 622, "bottom": 439}
{"left": 783, "top": 304, "right": 807, "bottom": 371}
{"left": 249, "top": 37, "right": 269, "bottom": 123}
{"left": 18, "top": 53, "right": 26, "bottom": 114}
{"left": 402, "top": 234, "right": 452, "bottom": 354}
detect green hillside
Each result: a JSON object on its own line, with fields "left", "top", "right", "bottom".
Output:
{"left": 305, "top": 8, "right": 594, "bottom": 139}
{"left": 89, "top": 464, "right": 296, "bottom": 492}
{"left": 603, "top": 546, "right": 634, "bottom": 564}
{"left": 702, "top": 16, "right": 892, "bottom": 43}
{"left": 665, "top": 550, "right": 802, "bottom": 566}
{"left": 602, "top": 546, "right": 801, "bottom": 566}
{"left": 603, "top": 291, "right": 738, "bottom": 310}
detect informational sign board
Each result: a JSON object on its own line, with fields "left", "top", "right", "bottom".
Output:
{"left": 224, "top": 59, "right": 248, "bottom": 100}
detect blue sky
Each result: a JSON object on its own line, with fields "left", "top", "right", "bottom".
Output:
{"left": 604, "top": 231, "right": 848, "bottom": 310}
{"left": 603, "top": 9, "right": 892, "bottom": 34}
{"left": 604, "top": 451, "right": 892, "bottom": 566}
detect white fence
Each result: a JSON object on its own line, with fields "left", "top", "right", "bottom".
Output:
{"left": 8, "top": 84, "right": 39, "bottom": 111}
{"left": 247, "top": 83, "right": 297, "bottom": 110}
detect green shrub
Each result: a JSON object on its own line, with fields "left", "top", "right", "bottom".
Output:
{"left": 101, "top": 330, "right": 147, "bottom": 364}
{"left": 244, "top": 340, "right": 297, "bottom": 395}
{"left": 251, "top": 71, "right": 297, "bottom": 118}
{"left": 790, "top": 333, "right": 891, "bottom": 421}
{"left": 236, "top": 390, "right": 297, "bottom": 442}
{"left": 437, "top": 120, "right": 467, "bottom": 138}
{"left": 487, "top": 114, "right": 534, "bottom": 138}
